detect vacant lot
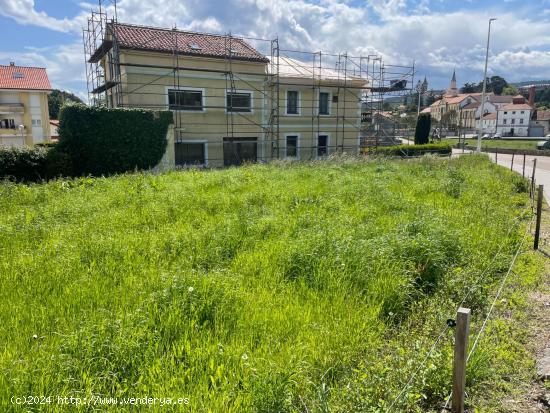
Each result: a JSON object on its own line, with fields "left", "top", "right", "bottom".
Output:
{"left": 0, "top": 156, "right": 543, "bottom": 412}
{"left": 444, "top": 138, "right": 541, "bottom": 150}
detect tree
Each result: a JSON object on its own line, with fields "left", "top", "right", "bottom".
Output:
{"left": 502, "top": 85, "right": 518, "bottom": 96}
{"left": 48, "top": 90, "right": 84, "bottom": 120}
{"left": 461, "top": 83, "right": 477, "bottom": 93}
{"left": 414, "top": 113, "right": 431, "bottom": 144}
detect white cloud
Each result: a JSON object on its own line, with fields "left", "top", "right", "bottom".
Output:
{"left": 0, "top": 0, "right": 86, "bottom": 32}
{"left": 1, "top": 0, "right": 549, "bottom": 96}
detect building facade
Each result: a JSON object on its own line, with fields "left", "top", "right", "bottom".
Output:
{"left": 496, "top": 103, "right": 532, "bottom": 137}
{"left": 0, "top": 63, "right": 52, "bottom": 147}
{"left": 91, "top": 23, "right": 367, "bottom": 168}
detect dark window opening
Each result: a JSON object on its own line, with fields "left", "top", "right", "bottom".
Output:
{"left": 168, "top": 89, "right": 203, "bottom": 111}
{"left": 175, "top": 142, "right": 206, "bottom": 165}
{"left": 319, "top": 92, "right": 329, "bottom": 115}
{"left": 0, "top": 119, "right": 15, "bottom": 129}
{"left": 223, "top": 137, "right": 257, "bottom": 166}
{"left": 317, "top": 135, "right": 328, "bottom": 156}
{"left": 227, "top": 92, "right": 252, "bottom": 112}
{"left": 286, "top": 135, "right": 298, "bottom": 157}
{"left": 287, "top": 91, "right": 298, "bottom": 114}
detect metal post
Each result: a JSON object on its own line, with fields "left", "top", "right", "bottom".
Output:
{"left": 510, "top": 153, "right": 514, "bottom": 171}
{"left": 452, "top": 308, "right": 471, "bottom": 413}
{"left": 476, "top": 18, "right": 497, "bottom": 153}
{"left": 535, "top": 185, "right": 543, "bottom": 250}
{"left": 495, "top": 149, "right": 498, "bottom": 164}
{"left": 522, "top": 154, "right": 526, "bottom": 178}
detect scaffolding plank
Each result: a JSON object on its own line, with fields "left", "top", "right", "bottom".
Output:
{"left": 88, "top": 39, "right": 113, "bottom": 63}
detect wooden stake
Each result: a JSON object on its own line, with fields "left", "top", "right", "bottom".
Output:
{"left": 535, "top": 184, "right": 544, "bottom": 251}
{"left": 510, "top": 153, "right": 514, "bottom": 171}
{"left": 522, "top": 153, "right": 526, "bottom": 178}
{"left": 531, "top": 159, "right": 537, "bottom": 199}
{"left": 452, "top": 308, "right": 471, "bottom": 413}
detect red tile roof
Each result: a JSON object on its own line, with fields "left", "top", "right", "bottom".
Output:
{"left": 500, "top": 103, "right": 533, "bottom": 111}
{"left": 110, "top": 23, "right": 269, "bottom": 63}
{"left": 0, "top": 64, "right": 52, "bottom": 90}
{"left": 482, "top": 112, "right": 497, "bottom": 120}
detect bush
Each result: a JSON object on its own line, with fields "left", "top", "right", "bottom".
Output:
{"left": 57, "top": 104, "right": 173, "bottom": 176}
{"left": 0, "top": 145, "right": 74, "bottom": 182}
{"left": 0, "top": 146, "right": 49, "bottom": 182}
{"left": 368, "top": 143, "right": 452, "bottom": 157}
{"left": 414, "top": 113, "right": 431, "bottom": 144}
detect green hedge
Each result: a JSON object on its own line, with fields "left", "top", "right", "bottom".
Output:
{"left": 57, "top": 104, "right": 173, "bottom": 176}
{"left": 368, "top": 143, "right": 452, "bottom": 157}
{"left": 0, "top": 145, "right": 71, "bottom": 182}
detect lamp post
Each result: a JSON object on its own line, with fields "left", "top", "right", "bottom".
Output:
{"left": 477, "top": 18, "right": 497, "bottom": 152}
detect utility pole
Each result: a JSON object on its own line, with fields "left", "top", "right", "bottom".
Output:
{"left": 477, "top": 18, "right": 496, "bottom": 152}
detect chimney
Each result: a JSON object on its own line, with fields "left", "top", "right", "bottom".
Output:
{"left": 528, "top": 86, "right": 535, "bottom": 107}
{"left": 9, "top": 62, "right": 15, "bottom": 66}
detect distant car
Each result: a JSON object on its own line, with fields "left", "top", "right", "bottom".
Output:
{"left": 493, "top": 133, "right": 502, "bottom": 140}
{"left": 546, "top": 134, "right": 550, "bottom": 139}
{"left": 537, "top": 140, "right": 550, "bottom": 150}
{"left": 482, "top": 134, "right": 491, "bottom": 140}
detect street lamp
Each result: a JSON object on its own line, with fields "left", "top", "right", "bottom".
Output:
{"left": 477, "top": 18, "right": 497, "bottom": 152}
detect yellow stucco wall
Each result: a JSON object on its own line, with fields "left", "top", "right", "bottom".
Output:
{"left": 105, "top": 49, "right": 363, "bottom": 167}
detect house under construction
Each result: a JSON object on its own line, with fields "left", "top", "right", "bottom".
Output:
{"left": 83, "top": 0, "right": 414, "bottom": 167}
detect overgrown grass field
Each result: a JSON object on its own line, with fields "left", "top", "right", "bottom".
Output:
{"left": 0, "top": 155, "right": 543, "bottom": 412}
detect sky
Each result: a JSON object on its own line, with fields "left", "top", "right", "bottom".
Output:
{"left": 0, "top": 0, "right": 549, "bottom": 101}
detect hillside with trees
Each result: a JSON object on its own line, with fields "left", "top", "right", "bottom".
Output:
{"left": 48, "top": 89, "right": 84, "bottom": 120}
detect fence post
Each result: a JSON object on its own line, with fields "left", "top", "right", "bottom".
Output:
{"left": 522, "top": 154, "right": 526, "bottom": 178}
{"left": 510, "top": 153, "right": 514, "bottom": 171}
{"left": 535, "top": 184, "right": 544, "bottom": 250}
{"left": 452, "top": 308, "right": 471, "bottom": 413}
{"left": 531, "top": 159, "right": 537, "bottom": 199}
{"left": 495, "top": 149, "right": 498, "bottom": 164}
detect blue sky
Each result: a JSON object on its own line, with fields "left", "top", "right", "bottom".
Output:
{"left": 1, "top": 0, "right": 549, "bottom": 101}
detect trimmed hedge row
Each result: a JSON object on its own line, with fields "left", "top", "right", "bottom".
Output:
{"left": 58, "top": 104, "right": 172, "bottom": 176}
{"left": 367, "top": 143, "right": 453, "bottom": 157}
{"left": 0, "top": 105, "right": 172, "bottom": 182}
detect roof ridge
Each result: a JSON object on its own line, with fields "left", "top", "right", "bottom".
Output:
{"left": 0, "top": 64, "right": 47, "bottom": 70}
{"left": 112, "top": 21, "right": 247, "bottom": 41}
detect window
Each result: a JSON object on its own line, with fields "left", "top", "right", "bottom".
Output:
{"left": 512, "top": 111, "right": 516, "bottom": 114}
{"left": 520, "top": 118, "right": 524, "bottom": 124}
{"left": 0, "top": 119, "right": 15, "bottom": 129}
{"left": 168, "top": 89, "right": 203, "bottom": 111}
{"left": 511, "top": 119, "right": 515, "bottom": 124}
{"left": 504, "top": 111, "right": 508, "bottom": 114}
{"left": 317, "top": 135, "right": 328, "bottom": 156}
{"left": 227, "top": 92, "right": 252, "bottom": 112}
{"left": 175, "top": 142, "right": 206, "bottom": 165}
{"left": 503, "top": 119, "right": 507, "bottom": 124}
{"left": 286, "top": 91, "right": 299, "bottom": 115}
{"left": 286, "top": 135, "right": 298, "bottom": 158}
{"left": 31, "top": 119, "right": 41, "bottom": 127}
{"left": 521, "top": 111, "right": 525, "bottom": 114}
{"left": 12, "top": 72, "right": 24, "bottom": 79}
{"left": 319, "top": 92, "right": 329, "bottom": 115}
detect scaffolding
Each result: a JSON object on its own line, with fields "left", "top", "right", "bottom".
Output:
{"left": 83, "top": 0, "right": 415, "bottom": 166}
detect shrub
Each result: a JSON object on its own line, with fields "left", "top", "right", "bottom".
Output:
{"left": 0, "top": 146, "right": 49, "bottom": 182}
{"left": 368, "top": 143, "right": 452, "bottom": 157}
{"left": 414, "top": 113, "right": 431, "bottom": 144}
{"left": 57, "top": 104, "right": 173, "bottom": 176}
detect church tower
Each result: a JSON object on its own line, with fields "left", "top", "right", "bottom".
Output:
{"left": 447, "top": 69, "right": 458, "bottom": 97}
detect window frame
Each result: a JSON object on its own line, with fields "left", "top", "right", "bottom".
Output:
{"left": 316, "top": 134, "right": 330, "bottom": 157}
{"left": 166, "top": 87, "right": 206, "bottom": 112}
{"left": 225, "top": 89, "right": 253, "bottom": 114}
{"left": 285, "top": 90, "right": 300, "bottom": 116}
{"left": 174, "top": 139, "right": 208, "bottom": 166}
{"left": 284, "top": 133, "right": 300, "bottom": 159}
{"left": 318, "top": 91, "right": 331, "bottom": 116}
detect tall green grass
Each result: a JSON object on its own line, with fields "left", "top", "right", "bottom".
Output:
{"left": 0, "top": 155, "right": 537, "bottom": 412}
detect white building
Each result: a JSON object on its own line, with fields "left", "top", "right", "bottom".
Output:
{"left": 496, "top": 103, "right": 532, "bottom": 137}
{"left": 478, "top": 112, "right": 497, "bottom": 134}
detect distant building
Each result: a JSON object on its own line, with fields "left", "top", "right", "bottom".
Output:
{"left": 0, "top": 62, "right": 52, "bottom": 147}
{"left": 530, "top": 110, "right": 550, "bottom": 137}
{"left": 496, "top": 103, "right": 532, "bottom": 137}
{"left": 479, "top": 112, "right": 497, "bottom": 134}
